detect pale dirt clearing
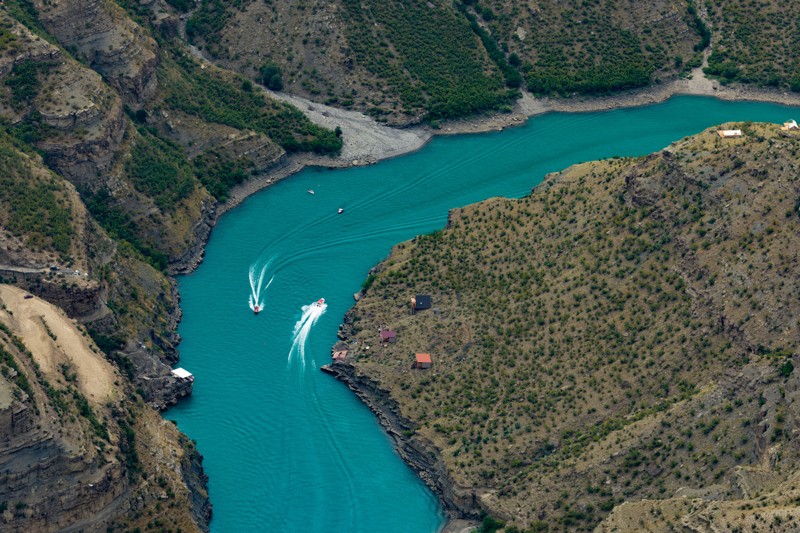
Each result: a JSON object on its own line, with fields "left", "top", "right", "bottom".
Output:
{"left": 0, "top": 285, "right": 118, "bottom": 405}
{"left": 267, "top": 89, "right": 432, "bottom": 165}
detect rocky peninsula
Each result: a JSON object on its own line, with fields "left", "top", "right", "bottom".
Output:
{"left": 324, "top": 122, "right": 800, "bottom": 531}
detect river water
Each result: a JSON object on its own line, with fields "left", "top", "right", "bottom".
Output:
{"left": 169, "top": 96, "right": 798, "bottom": 532}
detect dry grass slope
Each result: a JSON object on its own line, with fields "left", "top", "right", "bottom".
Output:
{"left": 342, "top": 123, "right": 800, "bottom": 530}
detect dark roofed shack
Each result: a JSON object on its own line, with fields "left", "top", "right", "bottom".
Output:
{"left": 411, "top": 295, "right": 431, "bottom": 313}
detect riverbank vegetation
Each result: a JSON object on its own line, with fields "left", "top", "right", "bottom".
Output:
{"left": 161, "top": 51, "right": 342, "bottom": 155}
{"left": 344, "top": 124, "right": 800, "bottom": 530}
{"left": 486, "top": 0, "right": 704, "bottom": 96}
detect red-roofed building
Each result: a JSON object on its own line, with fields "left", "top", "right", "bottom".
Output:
{"left": 415, "top": 353, "right": 432, "bottom": 369}
{"left": 380, "top": 330, "right": 397, "bottom": 343}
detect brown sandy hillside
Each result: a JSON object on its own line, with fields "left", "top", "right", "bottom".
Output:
{"left": 0, "top": 285, "right": 209, "bottom": 532}
{"left": 336, "top": 122, "right": 800, "bottom": 530}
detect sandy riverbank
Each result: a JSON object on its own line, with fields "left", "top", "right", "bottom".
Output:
{"left": 218, "top": 70, "right": 800, "bottom": 222}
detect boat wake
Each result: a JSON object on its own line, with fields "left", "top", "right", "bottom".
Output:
{"left": 288, "top": 299, "right": 327, "bottom": 367}
{"left": 248, "top": 261, "right": 274, "bottom": 314}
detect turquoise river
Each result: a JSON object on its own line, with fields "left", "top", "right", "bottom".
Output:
{"left": 169, "top": 96, "right": 799, "bottom": 532}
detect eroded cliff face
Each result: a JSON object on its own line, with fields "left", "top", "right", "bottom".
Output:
{"left": 0, "top": 15, "right": 127, "bottom": 185}
{"left": 32, "top": 0, "right": 159, "bottom": 104}
{"left": 0, "top": 285, "right": 207, "bottom": 532}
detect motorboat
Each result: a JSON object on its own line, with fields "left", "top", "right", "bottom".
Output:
{"left": 253, "top": 305, "right": 261, "bottom": 314}
{"left": 316, "top": 298, "right": 325, "bottom": 307}
{"left": 337, "top": 208, "right": 344, "bottom": 214}
{"left": 307, "top": 189, "right": 315, "bottom": 195}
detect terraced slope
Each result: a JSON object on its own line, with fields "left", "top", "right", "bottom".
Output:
{"left": 337, "top": 123, "right": 800, "bottom": 530}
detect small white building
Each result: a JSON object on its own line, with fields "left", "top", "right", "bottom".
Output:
{"left": 171, "top": 367, "right": 194, "bottom": 382}
{"left": 781, "top": 119, "right": 799, "bottom": 131}
{"left": 717, "top": 129, "right": 743, "bottom": 138}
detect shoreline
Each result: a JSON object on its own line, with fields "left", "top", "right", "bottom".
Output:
{"left": 212, "top": 73, "right": 800, "bottom": 235}
{"left": 172, "top": 76, "right": 800, "bottom": 276}
{"left": 320, "top": 362, "right": 482, "bottom": 533}
{"left": 167, "top": 75, "right": 800, "bottom": 533}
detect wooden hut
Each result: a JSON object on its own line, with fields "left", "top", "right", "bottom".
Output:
{"left": 415, "top": 353, "right": 432, "bottom": 369}
{"left": 380, "top": 330, "right": 397, "bottom": 343}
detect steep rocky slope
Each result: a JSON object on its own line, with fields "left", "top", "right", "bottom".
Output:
{"left": 31, "top": 0, "right": 160, "bottom": 104}
{"left": 188, "top": 0, "right": 800, "bottom": 124}
{"left": 333, "top": 123, "right": 800, "bottom": 530}
{"left": 0, "top": 285, "right": 209, "bottom": 532}
{"left": 189, "top": 0, "right": 517, "bottom": 125}
{"left": 0, "top": 1, "right": 335, "bottom": 525}
{"left": 187, "top": 0, "right": 706, "bottom": 123}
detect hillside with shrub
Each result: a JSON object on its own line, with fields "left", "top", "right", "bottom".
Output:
{"left": 704, "top": 0, "right": 800, "bottom": 91}
{"left": 188, "top": 0, "right": 516, "bottom": 124}
{"left": 488, "top": 0, "right": 705, "bottom": 95}
{"left": 337, "top": 123, "right": 800, "bottom": 530}
{"left": 187, "top": 0, "right": 708, "bottom": 122}
{"left": 187, "top": 0, "right": 800, "bottom": 122}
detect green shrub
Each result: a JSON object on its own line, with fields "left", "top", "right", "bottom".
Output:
{"left": 0, "top": 137, "right": 73, "bottom": 254}
{"left": 192, "top": 148, "right": 251, "bottom": 201}
{"left": 4, "top": 60, "right": 54, "bottom": 109}
{"left": 125, "top": 127, "right": 195, "bottom": 212}
{"left": 339, "top": 0, "right": 513, "bottom": 120}
{"left": 259, "top": 62, "right": 283, "bottom": 91}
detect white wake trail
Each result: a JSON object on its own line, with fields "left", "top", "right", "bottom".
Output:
{"left": 248, "top": 260, "right": 274, "bottom": 312}
{"left": 288, "top": 301, "right": 327, "bottom": 367}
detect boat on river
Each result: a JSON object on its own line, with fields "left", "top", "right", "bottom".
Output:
{"left": 316, "top": 298, "right": 325, "bottom": 307}
{"left": 253, "top": 305, "right": 261, "bottom": 314}
{"left": 307, "top": 189, "right": 315, "bottom": 195}
{"left": 337, "top": 208, "right": 344, "bottom": 214}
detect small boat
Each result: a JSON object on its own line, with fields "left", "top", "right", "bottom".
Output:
{"left": 307, "top": 189, "right": 315, "bottom": 195}
{"left": 337, "top": 208, "right": 344, "bottom": 214}
{"left": 253, "top": 305, "right": 261, "bottom": 315}
{"left": 316, "top": 298, "right": 325, "bottom": 307}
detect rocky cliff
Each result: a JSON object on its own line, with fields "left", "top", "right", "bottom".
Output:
{"left": 0, "top": 0, "right": 344, "bottom": 527}
{"left": 32, "top": 0, "right": 160, "bottom": 104}
{"left": 322, "top": 362, "right": 481, "bottom": 521}
{"left": 0, "top": 285, "right": 208, "bottom": 532}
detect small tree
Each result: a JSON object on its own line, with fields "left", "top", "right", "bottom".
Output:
{"left": 260, "top": 62, "right": 283, "bottom": 91}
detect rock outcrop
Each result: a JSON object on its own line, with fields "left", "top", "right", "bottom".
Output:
{"left": 32, "top": 0, "right": 159, "bottom": 104}
{"left": 321, "top": 362, "right": 481, "bottom": 522}
{"left": 0, "top": 285, "right": 208, "bottom": 531}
